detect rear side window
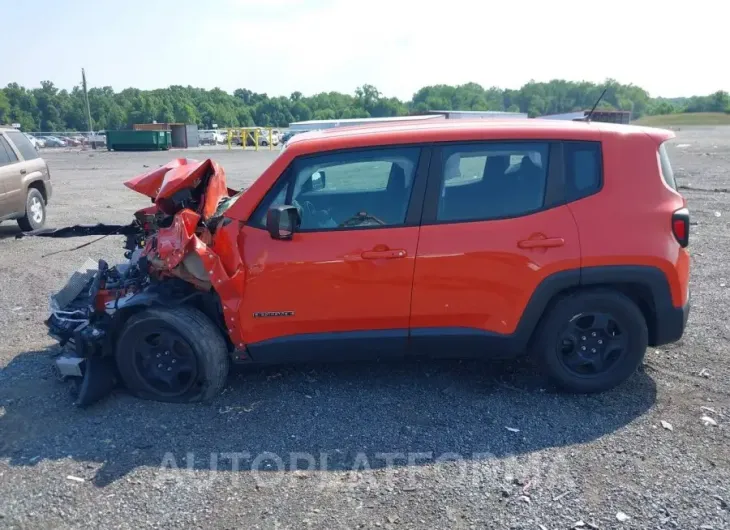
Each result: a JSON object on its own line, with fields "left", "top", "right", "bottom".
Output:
{"left": 658, "top": 142, "right": 676, "bottom": 190}
{"left": 5, "top": 131, "right": 39, "bottom": 161}
{"left": 564, "top": 141, "right": 602, "bottom": 201}
{"left": 437, "top": 142, "right": 549, "bottom": 222}
{"left": 0, "top": 136, "right": 18, "bottom": 166}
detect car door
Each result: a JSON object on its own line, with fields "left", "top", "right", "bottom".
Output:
{"left": 5, "top": 130, "right": 44, "bottom": 213}
{"left": 0, "top": 134, "right": 20, "bottom": 216}
{"left": 409, "top": 140, "right": 581, "bottom": 356}
{"left": 239, "top": 145, "right": 430, "bottom": 362}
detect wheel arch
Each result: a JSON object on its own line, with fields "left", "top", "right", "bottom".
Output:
{"left": 110, "top": 285, "right": 234, "bottom": 352}
{"left": 25, "top": 178, "right": 49, "bottom": 203}
{"left": 521, "top": 265, "right": 674, "bottom": 350}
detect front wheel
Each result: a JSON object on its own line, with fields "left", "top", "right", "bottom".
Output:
{"left": 532, "top": 290, "right": 648, "bottom": 393}
{"left": 115, "top": 306, "right": 230, "bottom": 403}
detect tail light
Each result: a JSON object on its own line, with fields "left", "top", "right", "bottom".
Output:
{"left": 672, "top": 207, "right": 689, "bottom": 248}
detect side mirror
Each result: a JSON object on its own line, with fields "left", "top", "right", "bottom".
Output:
{"left": 266, "top": 205, "right": 301, "bottom": 240}
{"left": 310, "top": 170, "right": 326, "bottom": 191}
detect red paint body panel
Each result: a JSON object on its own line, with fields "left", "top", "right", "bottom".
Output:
{"left": 238, "top": 225, "right": 420, "bottom": 344}
{"left": 410, "top": 207, "right": 581, "bottom": 334}
{"left": 125, "top": 158, "right": 228, "bottom": 220}
{"left": 566, "top": 127, "right": 689, "bottom": 307}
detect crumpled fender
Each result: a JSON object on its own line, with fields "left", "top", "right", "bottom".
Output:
{"left": 125, "top": 158, "right": 229, "bottom": 220}
{"left": 120, "top": 158, "right": 248, "bottom": 349}
{"left": 144, "top": 207, "right": 247, "bottom": 348}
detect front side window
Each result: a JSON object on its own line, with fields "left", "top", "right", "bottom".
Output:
{"left": 0, "top": 136, "right": 18, "bottom": 166}
{"left": 252, "top": 147, "right": 421, "bottom": 230}
{"left": 437, "top": 142, "right": 549, "bottom": 222}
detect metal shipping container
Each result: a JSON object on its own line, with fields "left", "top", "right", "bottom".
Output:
{"left": 107, "top": 130, "right": 172, "bottom": 151}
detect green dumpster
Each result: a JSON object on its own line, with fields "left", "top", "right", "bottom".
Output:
{"left": 106, "top": 130, "right": 172, "bottom": 151}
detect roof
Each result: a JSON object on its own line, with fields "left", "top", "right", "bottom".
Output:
{"left": 286, "top": 118, "right": 673, "bottom": 154}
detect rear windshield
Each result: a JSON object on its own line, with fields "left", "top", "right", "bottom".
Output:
{"left": 658, "top": 142, "right": 676, "bottom": 190}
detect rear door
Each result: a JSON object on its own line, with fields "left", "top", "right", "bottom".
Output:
{"left": 410, "top": 140, "right": 581, "bottom": 355}
{"left": 0, "top": 134, "right": 20, "bottom": 215}
{"left": 239, "top": 145, "right": 430, "bottom": 361}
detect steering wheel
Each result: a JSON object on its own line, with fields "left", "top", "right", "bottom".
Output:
{"left": 339, "top": 211, "right": 386, "bottom": 228}
{"left": 294, "top": 199, "right": 335, "bottom": 228}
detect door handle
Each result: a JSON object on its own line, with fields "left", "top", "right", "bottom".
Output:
{"left": 517, "top": 237, "right": 565, "bottom": 249}
{"left": 361, "top": 249, "right": 407, "bottom": 259}
{"left": 20, "top": 169, "right": 26, "bottom": 175}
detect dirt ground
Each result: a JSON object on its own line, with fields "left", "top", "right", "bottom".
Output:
{"left": 0, "top": 131, "right": 728, "bottom": 530}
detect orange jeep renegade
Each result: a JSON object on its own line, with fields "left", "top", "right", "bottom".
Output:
{"left": 44, "top": 119, "right": 690, "bottom": 405}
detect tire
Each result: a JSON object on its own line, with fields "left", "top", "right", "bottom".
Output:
{"left": 532, "top": 289, "right": 648, "bottom": 393}
{"left": 17, "top": 188, "right": 46, "bottom": 231}
{"left": 115, "top": 306, "right": 230, "bottom": 403}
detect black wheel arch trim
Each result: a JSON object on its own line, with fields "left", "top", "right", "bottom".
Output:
{"left": 511, "top": 264, "right": 684, "bottom": 351}
{"left": 110, "top": 283, "right": 232, "bottom": 351}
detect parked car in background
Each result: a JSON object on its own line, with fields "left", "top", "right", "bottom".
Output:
{"left": 199, "top": 130, "right": 225, "bottom": 145}
{"left": 0, "top": 127, "right": 53, "bottom": 230}
{"left": 60, "top": 136, "right": 81, "bottom": 147}
{"left": 280, "top": 130, "right": 301, "bottom": 144}
{"left": 23, "top": 133, "right": 40, "bottom": 150}
{"left": 44, "top": 136, "right": 67, "bottom": 148}
{"left": 89, "top": 131, "right": 107, "bottom": 148}
{"left": 258, "top": 128, "right": 279, "bottom": 146}
{"left": 35, "top": 136, "right": 49, "bottom": 148}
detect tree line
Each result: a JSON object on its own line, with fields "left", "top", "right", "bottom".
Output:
{"left": 0, "top": 78, "right": 728, "bottom": 132}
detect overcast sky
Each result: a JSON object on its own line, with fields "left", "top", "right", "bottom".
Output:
{"left": 4, "top": 0, "right": 726, "bottom": 99}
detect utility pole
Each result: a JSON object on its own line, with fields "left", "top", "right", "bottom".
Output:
{"left": 82, "top": 68, "right": 93, "bottom": 134}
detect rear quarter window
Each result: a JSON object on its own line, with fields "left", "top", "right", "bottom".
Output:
{"left": 564, "top": 141, "right": 602, "bottom": 201}
{"left": 658, "top": 142, "right": 676, "bottom": 190}
{"left": 6, "top": 130, "right": 39, "bottom": 161}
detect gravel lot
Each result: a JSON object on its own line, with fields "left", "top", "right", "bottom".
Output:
{"left": 0, "top": 131, "right": 728, "bottom": 530}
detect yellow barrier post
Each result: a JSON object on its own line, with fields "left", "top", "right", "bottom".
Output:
{"left": 268, "top": 128, "right": 273, "bottom": 151}
{"left": 227, "top": 128, "right": 232, "bottom": 150}
{"left": 240, "top": 128, "right": 245, "bottom": 150}
{"left": 254, "top": 129, "right": 259, "bottom": 152}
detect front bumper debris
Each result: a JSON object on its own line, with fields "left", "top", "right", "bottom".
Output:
{"left": 40, "top": 157, "right": 249, "bottom": 407}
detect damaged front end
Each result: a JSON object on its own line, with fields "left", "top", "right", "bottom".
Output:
{"left": 37, "top": 158, "right": 249, "bottom": 406}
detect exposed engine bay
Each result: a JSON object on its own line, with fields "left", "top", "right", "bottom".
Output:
{"left": 27, "top": 158, "right": 249, "bottom": 406}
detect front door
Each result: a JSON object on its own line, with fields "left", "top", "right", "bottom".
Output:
{"left": 240, "top": 145, "right": 430, "bottom": 362}
{"left": 410, "top": 140, "right": 581, "bottom": 356}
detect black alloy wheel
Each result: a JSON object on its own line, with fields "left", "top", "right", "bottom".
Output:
{"left": 131, "top": 327, "right": 199, "bottom": 397}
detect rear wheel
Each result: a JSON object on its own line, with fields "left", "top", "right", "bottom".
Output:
{"left": 115, "top": 306, "right": 230, "bottom": 403}
{"left": 533, "top": 290, "right": 648, "bottom": 393}
{"left": 17, "top": 188, "right": 46, "bottom": 231}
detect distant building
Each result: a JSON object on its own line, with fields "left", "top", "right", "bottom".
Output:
{"left": 288, "top": 110, "right": 528, "bottom": 132}
{"left": 287, "top": 114, "right": 443, "bottom": 133}
{"left": 425, "top": 110, "right": 529, "bottom": 119}
{"left": 539, "top": 110, "right": 632, "bottom": 124}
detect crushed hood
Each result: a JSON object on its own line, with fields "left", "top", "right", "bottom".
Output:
{"left": 124, "top": 158, "right": 230, "bottom": 220}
